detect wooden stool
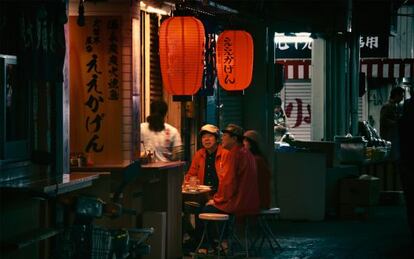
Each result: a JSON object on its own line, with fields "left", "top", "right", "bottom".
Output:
{"left": 252, "top": 207, "right": 282, "bottom": 254}
{"left": 194, "top": 213, "right": 229, "bottom": 257}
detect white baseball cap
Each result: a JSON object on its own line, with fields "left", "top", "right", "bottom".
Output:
{"left": 200, "top": 124, "right": 219, "bottom": 136}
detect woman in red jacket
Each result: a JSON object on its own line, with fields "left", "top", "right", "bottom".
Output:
{"left": 243, "top": 130, "right": 271, "bottom": 209}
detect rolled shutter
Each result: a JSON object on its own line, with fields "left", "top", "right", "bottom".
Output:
{"left": 218, "top": 88, "right": 244, "bottom": 128}
{"left": 282, "top": 82, "right": 312, "bottom": 141}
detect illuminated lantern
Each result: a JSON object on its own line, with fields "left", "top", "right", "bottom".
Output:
{"left": 216, "top": 30, "right": 254, "bottom": 91}
{"left": 159, "top": 16, "right": 205, "bottom": 95}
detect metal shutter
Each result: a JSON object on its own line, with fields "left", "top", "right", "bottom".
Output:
{"left": 282, "top": 82, "right": 312, "bottom": 141}
{"left": 149, "top": 13, "right": 163, "bottom": 101}
{"left": 218, "top": 87, "right": 244, "bottom": 129}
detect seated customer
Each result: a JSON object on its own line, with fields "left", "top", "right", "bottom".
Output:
{"left": 182, "top": 124, "right": 229, "bottom": 250}
{"left": 243, "top": 130, "right": 271, "bottom": 209}
{"left": 204, "top": 123, "right": 260, "bottom": 216}
{"left": 184, "top": 124, "right": 229, "bottom": 194}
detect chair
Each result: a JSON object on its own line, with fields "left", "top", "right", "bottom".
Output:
{"left": 251, "top": 207, "right": 282, "bottom": 255}
{"left": 194, "top": 213, "right": 230, "bottom": 257}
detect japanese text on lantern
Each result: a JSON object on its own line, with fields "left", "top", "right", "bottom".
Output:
{"left": 84, "top": 17, "right": 104, "bottom": 153}
{"left": 223, "top": 37, "right": 235, "bottom": 85}
{"left": 107, "top": 19, "right": 119, "bottom": 101}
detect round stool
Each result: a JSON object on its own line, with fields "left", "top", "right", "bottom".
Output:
{"left": 194, "top": 213, "right": 229, "bottom": 257}
{"left": 252, "top": 207, "right": 282, "bottom": 254}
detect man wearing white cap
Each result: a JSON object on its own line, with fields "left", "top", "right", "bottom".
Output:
{"left": 184, "top": 124, "right": 229, "bottom": 194}
{"left": 183, "top": 124, "right": 230, "bottom": 251}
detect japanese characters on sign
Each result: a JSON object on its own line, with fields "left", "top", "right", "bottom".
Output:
{"left": 359, "top": 35, "right": 388, "bottom": 58}
{"left": 84, "top": 17, "right": 104, "bottom": 153}
{"left": 285, "top": 98, "right": 311, "bottom": 128}
{"left": 223, "top": 37, "right": 235, "bottom": 85}
{"left": 275, "top": 35, "right": 387, "bottom": 59}
{"left": 107, "top": 19, "right": 120, "bottom": 101}
{"left": 275, "top": 42, "right": 312, "bottom": 59}
{"left": 69, "top": 16, "right": 122, "bottom": 164}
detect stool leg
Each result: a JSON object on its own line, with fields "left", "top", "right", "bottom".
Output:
{"left": 194, "top": 221, "right": 208, "bottom": 255}
{"left": 227, "top": 217, "right": 243, "bottom": 256}
{"left": 244, "top": 218, "right": 249, "bottom": 257}
{"left": 257, "top": 217, "right": 268, "bottom": 254}
{"left": 216, "top": 221, "right": 227, "bottom": 257}
{"left": 262, "top": 215, "right": 282, "bottom": 251}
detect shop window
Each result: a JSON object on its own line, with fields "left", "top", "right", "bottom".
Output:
{"left": 1, "top": 54, "right": 30, "bottom": 161}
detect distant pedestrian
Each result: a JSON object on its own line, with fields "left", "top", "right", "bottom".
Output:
{"left": 380, "top": 86, "right": 404, "bottom": 160}
{"left": 399, "top": 85, "right": 414, "bottom": 240}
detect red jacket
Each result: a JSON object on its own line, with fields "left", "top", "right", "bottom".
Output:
{"left": 184, "top": 145, "right": 229, "bottom": 184}
{"left": 254, "top": 155, "right": 271, "bottom": 209}
{"left": 213, "top": 145, "right": 260, "bottom": 215}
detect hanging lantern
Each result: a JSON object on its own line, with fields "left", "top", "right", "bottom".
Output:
{"left": 159, "top": 16, "right": 205, "bottom": 95}
{"left": 216, "top": 30, "right": 254, "bottom": 91}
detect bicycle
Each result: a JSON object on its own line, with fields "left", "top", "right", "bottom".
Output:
{"left": 57, "top": 195, "right": 154, "bottom": 259}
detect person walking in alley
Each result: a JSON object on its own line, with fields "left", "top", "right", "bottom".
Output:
{"left": 380, "top": 86, "right": 404, "bottom": 160}
{"left": 399, "top": 85, "right": 414, "bottom": 241}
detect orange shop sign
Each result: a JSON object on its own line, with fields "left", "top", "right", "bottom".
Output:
{"left": 69, "top": 16, "right": 122, "bottom": 164}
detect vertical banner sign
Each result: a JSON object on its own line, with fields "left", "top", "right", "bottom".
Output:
{"left": 69, "top": 16, "right": 122, "bottom": 164}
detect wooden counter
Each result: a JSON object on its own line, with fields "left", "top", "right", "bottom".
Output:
{"left": 141, "top": 161, "right": 185, "bottom": 259}
{"left": 0, "top": 172, "right": 104, "bottom": 196}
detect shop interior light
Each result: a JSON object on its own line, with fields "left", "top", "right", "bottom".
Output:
{"left": 140, "top": 1, "right": 170, "bottom": 15}
{"left": 274, "top": 32, "right": 313, "bottom": 43}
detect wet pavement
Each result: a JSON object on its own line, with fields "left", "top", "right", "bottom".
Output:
{"left": 185, "top": 205, "right": 414, "bottom": 258}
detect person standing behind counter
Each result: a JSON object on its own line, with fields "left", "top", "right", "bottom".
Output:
{"left": 140, "top": 99, "right": 183, "bottom": 162}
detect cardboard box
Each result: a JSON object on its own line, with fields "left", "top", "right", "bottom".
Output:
{"left": 340, "top": 177, "right": 380, "bottom": 206}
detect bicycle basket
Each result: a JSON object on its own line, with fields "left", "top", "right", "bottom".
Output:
{"left": 60, "top": 224, "right": 111, "bottom": 259}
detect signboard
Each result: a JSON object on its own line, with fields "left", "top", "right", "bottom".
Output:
{"left": 69, "top": 16, "right": 122, "bottom": 164}
{"left": 275, "top": 35, "right": 388, "bottom": 59}
{"left": 275, "top": 42, "right": 312, "bottom": 59}
{"left": 360, "top": 35, "right": 388, "bottom": 58}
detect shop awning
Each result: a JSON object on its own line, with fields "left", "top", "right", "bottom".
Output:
{"left": 276, "top": 60, "right": 312, "bottom": 80}
{"left": 361, "top": 59, "right": 414, "bottom": 79}
{"left": 276, "top": 58, "right": 414, "bottom": 80}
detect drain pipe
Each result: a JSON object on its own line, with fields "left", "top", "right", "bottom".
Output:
{"left": 348, "top": 0, "right": 360, "bottom": 135}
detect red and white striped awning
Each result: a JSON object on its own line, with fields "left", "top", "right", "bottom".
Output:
{"left": 276, "top": 58, "right": 414, "bottom": 80}
{"left": 276, "top": 60, "right": 312, "bottom": 80}
{"left": 360, "top": 59, "right": 414, "bottom": 79}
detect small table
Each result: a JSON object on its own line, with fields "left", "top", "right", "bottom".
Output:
{"left": 182, "top": 186, "right": 213, "bottom": 208}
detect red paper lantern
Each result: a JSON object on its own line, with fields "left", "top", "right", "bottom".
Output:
{"left": 216, "top": 30, "right": 254, "bottom": 91}
{"left": 159, "top": 16, "right": 205, "bottom": 95}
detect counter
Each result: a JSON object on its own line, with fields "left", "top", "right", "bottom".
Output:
{"left": 70, "top": 160, "right": 186, "bottom": 259}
